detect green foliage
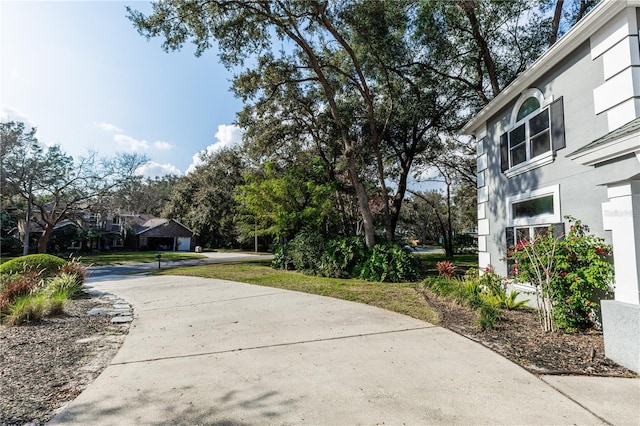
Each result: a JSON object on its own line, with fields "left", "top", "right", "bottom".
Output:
{"left": 4, "top": 293, "right": 45, "bottom": 325}
{"left": 423, "top": 267, "right": 527, "bottom": 330}
{"left": 47, "top": 291, "right": 68, "bottom": 316}
{"left": 44, "top": 273, "right": 84, "bottom": 299}
{"left": 163, "top": 148, "right": 244, "bottom": 248}
{"left": 491, "top": 291, "right": 529, "bottom": 311}
{"left": 59, "top": 258, "right": 87, "bottom": 286}
{"left": 507, "top": 217, "right": 614, "bottom": 331}
{"left": 476, "top": 303, "right": 501, "bottom": 331}
{"left": 318, "top": 237, "right": 367, "bottom": 279}
{"left": 276, "top": 234, "right": 418, "bottom": 283}
{"left": 236, "top": 162, "right": 334, "bottom": 242}
{"left": 453, "top": 233, "right": 477, "bottom": 254}
{"left": 286, "top": 230, "right": 326, "bottom": 275}
{"left": 0, "top": 254, "right": 66, "bottom": 278}
{"left": 1, "top": 257, "right": 85, "bottom": 325}
{"left": 271, "top": 244, "right": 293, "bottom": 270}
{"left": 358, "top": 242, "right": 420, "bottom": 283}
{"left": 1, "top": 236, "right": 22, "bottom": 256}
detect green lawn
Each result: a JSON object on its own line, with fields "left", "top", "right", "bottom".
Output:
{"left": 156, "top": 258, "right": 443, "bottom": 324}
{"left": 75, "top": 251, "right": 207, "bottom": 266}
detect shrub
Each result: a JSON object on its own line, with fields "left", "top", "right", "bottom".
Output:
{"left": 507, "top": 217, "right": 614, "bottom": 332}
{"left": 286, "top": 230, "right": 326, "bottom": 274}
{"left": 0, "top": 237, "right": 22, "bottom": 256}
{"left": 436, "top": 261, "right": 455, "bottom": 279}
{"left": 44, "top": 273, "right": 84, "bottom": 299}
{"left": 271, "top": 244, "right": 293, "bottom": 270}
{"left": 358, "top": 242, "right": 420, "bottom": 282}
{"left": 3, "top": 293, "right": 45, "bottom": 325}
{"left": 424, "top": 268, "right": 527, "bottom": 330}
{"left": 453, "top": 233, "right": 477, "bottom": 254}
{"left": 491, "top": 291, "right": 528, "bottom": 310}
{"left": 47, "top": 291, "right": 68, "bottom": 315}
{"left": 318, "top": 237, "right": 367, "bottom": 278}
{"left": 59, "top": 258, "right": 87, "bottom": 286}
{"left": 476, "top": 303, "right": 501, "bottom": 330}
{"left": 0, "top": 271, "right": 43, "bottom": 315}
{"left": 0, "top": 254, "right": 67, "bottom": 278}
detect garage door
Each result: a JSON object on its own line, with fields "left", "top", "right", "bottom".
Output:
{"left": 176, "top": 237, "right": 191, "bottom": 251}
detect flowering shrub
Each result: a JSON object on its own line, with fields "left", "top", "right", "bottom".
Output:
{"left": 507, "top": 216, "right": 614, "bottom": 332}
{"left": 436, "top": 261, "right": 455, "bottom": 279}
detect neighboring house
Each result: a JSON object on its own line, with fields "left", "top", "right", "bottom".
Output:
{"left": 44, "top": 210, "right": 195, "bottom": 252}
{"left": 31, "top": 205, "right": 125, "bottom": 252}
{"left": 131, "top": 217, "right": 195, "bottom": 252}
{"left": 461, "top": 0, "right": 640, "bottom": 372}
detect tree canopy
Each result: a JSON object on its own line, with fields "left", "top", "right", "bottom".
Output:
{"left": 1, "top": 121, "right": 147, "bottom": 253}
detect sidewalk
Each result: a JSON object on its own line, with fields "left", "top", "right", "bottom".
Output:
{"left": 51, "top": 275, "right": 639, "bottom": 425}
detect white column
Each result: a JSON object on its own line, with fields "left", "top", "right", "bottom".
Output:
{"left": 602, "top": 180, "right": 640, "bottom": 305}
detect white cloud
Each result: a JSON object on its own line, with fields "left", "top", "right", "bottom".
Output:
{"left": 0, "top": 104, "right": 33, "bottom": 126}
{"left": 11, "top": 69, "right": 20, "bottom": 80}
{"left": 95, "top": 121, "right": 123, "bottom": 133}
{"left": 114, "top": 134, "right": 150, "bottom": 151}
{"left": 112, "top": 132, "right": 173, "bottom": 153}
{"left": 153, "top": 141, "right": 173, "bottom": 150}
{"left": 186, "top": 124, "right": 243, "bottom": 174}
{"left": 136, "top": 161, "right": 182, "bottom": 178}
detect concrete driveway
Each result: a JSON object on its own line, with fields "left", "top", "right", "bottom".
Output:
{"left": 51, "top": 275, "right": 638, "bottom": 425}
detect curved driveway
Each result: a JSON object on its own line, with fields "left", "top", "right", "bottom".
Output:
{"left": 51, "top": 273, "right": 638, "bottom": 425}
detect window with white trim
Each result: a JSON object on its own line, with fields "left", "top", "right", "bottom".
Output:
{"left": 500, "top": 89, "right": 566, "bottom": 177}
{"left": 508, "top": 105, "right": 550, "bottom": 167}
{"left": 505, "top": 185, "right": 564, "bottom": 276}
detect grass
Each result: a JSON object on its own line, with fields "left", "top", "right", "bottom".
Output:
{"left": 76, "top": 251, "right": 207, "bottom": 265}
{"left": 156, "top": 259, "right": 440, "bottom": 324}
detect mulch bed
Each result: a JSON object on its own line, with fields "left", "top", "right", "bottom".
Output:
{"left": 0, "top": 294, "right": 129, "bottom": 425}
{"left": 421, "top": 287, "right": 638, "bottom": 378}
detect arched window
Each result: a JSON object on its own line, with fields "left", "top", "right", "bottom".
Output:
{"left": 500, "top": 89, "right": 564, "bottom": 175}
{"left": 516, "top": 97, "right": 540, "bottom": 121}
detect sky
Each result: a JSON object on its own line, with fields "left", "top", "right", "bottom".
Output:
{"left": 1, "top": 0, "right": 245, "bottom": 178}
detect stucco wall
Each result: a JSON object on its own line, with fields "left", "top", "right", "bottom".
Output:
{"left": 479, "top": 34, "right": 639, "bottom": 276}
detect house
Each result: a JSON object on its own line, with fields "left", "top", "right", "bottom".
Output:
{"left": 44, "top": 210, "right": 195, "bottom": 253}
{"left": 461, "top": 0, "right": 640, "bottom": 372}
{"left": 128, "top": 216, "right": 195, "bottom": 252}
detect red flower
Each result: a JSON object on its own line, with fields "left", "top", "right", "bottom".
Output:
{"left": 595, "top": 246, "right": 608, "bottom": 257}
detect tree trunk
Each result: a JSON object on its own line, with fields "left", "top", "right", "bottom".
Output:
{"left": 38, "top": 225, "right": 53, "bottom": 254}
{"left": 347, "top": 153, "right": 376, "bottom": 249}
{"left": 23, "top": 180, "right": 33, "bottom": 255}
{"left": 549, "top": 0, "right": 564, "bottom": 46}
{"left": 459, "top": 0, "right": 501, "bottom": 97}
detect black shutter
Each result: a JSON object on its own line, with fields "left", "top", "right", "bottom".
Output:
{"left": 505, "top": 226, "right": 515, "bottom": 276}
{"left": 505, "top": 226, "right": 515, "bottom": 250}
{"left": 550, "top": 97, "right": 566, "bottom": 152}
{"left": 500, "top": 132, "right": 509, "bottom": 172}
{"left": 553, "top": 222, "right": 565, "bottom": 240}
